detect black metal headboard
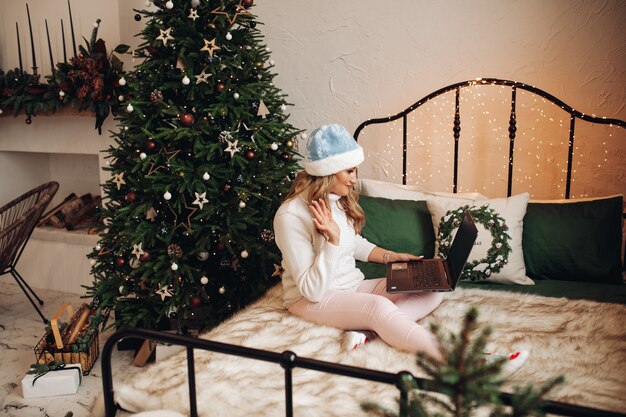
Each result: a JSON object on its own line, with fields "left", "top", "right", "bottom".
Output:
{"left": 353, "top": 78, "right": 626, "bottom": 199}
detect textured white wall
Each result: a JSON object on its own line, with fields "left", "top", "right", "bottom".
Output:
{"left": 254, "top": 0, "right": 626, "bottom": 132}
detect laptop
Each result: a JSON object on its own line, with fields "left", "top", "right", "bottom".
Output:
{"left": 386, "top": 211, "right": 478, "bottom": 293}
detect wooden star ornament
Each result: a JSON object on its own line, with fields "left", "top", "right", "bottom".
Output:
{"left": 195, "top": 70, "right": 211, "bottom": 84}
{"left": 155, "top": 284, "right": 174, "bottom": 301}
{"left": 156, "top": 27, "right": 174, "bottom": 46}
{"left": 210, "top": 4, "right": 249, "bottom": 26}
{"left": 131, "top": 243, "right": 145, "bottom": 260}
{"left": 192, "top": 191, "right": 209, "bottom": 210}
{"left": 112, "top": 172, "right": 126, "bottom": 190}
{"left": 225, "top": 139, "right": 241, "bottom": 158}
{"left": 201, "top": 38, "right": 221, "bottom": 57}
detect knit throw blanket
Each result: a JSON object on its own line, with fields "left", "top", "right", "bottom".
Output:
{"left": 112, "top": 286, "right": 626, "bottom": 416}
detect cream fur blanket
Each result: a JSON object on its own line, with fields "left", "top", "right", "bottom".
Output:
{"left": 111, "top": 286, "right": 626, "bottom": 416}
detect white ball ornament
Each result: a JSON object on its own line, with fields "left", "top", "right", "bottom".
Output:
{"left": 269, "top": 60, "right": 275, "bottom": 65}
{"left": 0, "top": 109, "right": 3, "bottom": 115}
{"left": 118, "top": 95, "right": 125, "bottom": 102}
{"left": 182, "top": 75, "right": 190, "bottom": 85}
{"left": 300, "top": 132, "right": 308, "bottom": 140}
{"left": 90, "top": 259, "right": 96, "bottom": 266}
{"left": 265, "top": 47, "right": 271, "bottom": 52}
{"left": 200, "top": 276, "right": 209, "bottom": 285}
{"left": 280, "top": 104, "right": 287, "bottom": 111}
{"left": 119, "top": 286, "right": 125, "bottom": 294}
{"left": 202, "top": 172, "right": 210, "bottom": 180}
{"left": 165, "top": 1, "right": 174, "bottom": 9}
{"left": 219, "top": 286, "right": 225, "bottom": 294}
{"left": 130, "top": 258, "right": 141, "bottom": 269}
{"left": 225, "top": 32, "right": 232, "bottom": 40}
{"left": 270, "top": 142, "right": 278, "bottom": 151}
{"left": 240, "top": 250, "right": 249, "bottom": 259}
{"left": 197, "top": 251, "right": 209, "bottom": 261}
{"left": 93, "top": 22, "right": 99, "bottom": 28}
{"left": 171, "top": 262, "right": 179, "bottom": 271}
{"left": 233, "top": 92, "right": 240, "bottom": 100}
{"left": 59, "top": 91, "right": 66, "bottom": 97}
{"left": 95, "top": 244, "right": 102, "bottom": 251}
{"left": 163, "top": 191, "right": 172, "bottom": 200}
{"left": 126, "top": 103, "right": 134, "bottom": 112}
{"left": 145, "top": 1, "right": 152, "bottom": 6}
{"left": 140, "top": 152, "right": 147, "bottom": 160}
{"left": 118, "top": 77, "right": 127, "bottom": 86}
{"left": 191, "top": 0, "right": 200, "bottom": 6}
{"left": 239, "top": 201, "right": 246, "bottom": 208}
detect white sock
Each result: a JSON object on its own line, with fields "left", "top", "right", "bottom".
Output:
{"left": 483, "top": 350, "right": 530, "bottom": 378}
{"left": 344, "top": 331, "right": 368, "bottom": 350}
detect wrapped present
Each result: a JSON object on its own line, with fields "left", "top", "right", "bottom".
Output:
{"left": 22, "top": 362, "right": 82, "bottom": 398}
{"left": 34, "top": 302, "right": 101, "bottom": 375}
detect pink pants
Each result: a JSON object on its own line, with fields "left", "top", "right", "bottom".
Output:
{"left": 288, "top": 278, "right": 445, "bottom": 358}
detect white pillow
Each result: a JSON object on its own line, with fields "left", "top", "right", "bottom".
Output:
{"left": 358, "top": 178, "right": 426, "bottom": 200}
{"left": 426, "top": 193, "right": 534, "bottom": 285}
{"left": 358, "top": 178, "right": 486, "bottom": 201}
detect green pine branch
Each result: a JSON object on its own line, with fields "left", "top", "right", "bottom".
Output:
{"left": 363, "top": 306, "right": 564, "bottom": 417}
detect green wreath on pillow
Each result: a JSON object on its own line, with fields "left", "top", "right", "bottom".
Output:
{"left": 437, "top": 204, "right": 512, "bottom": 281}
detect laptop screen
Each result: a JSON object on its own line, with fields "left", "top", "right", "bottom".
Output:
{"left": 445, "top": 211, "right": 478, "bottom": 284}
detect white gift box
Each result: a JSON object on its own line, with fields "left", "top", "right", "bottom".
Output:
{"left": 21, "top": 363, "right": 82, "bottom": 399}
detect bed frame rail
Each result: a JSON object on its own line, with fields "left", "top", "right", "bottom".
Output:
{"left": 101, "top": 328, "right": 626, "bottom": 417}
{"left": 353, "top": 78, "right": 626, "bottom": 198}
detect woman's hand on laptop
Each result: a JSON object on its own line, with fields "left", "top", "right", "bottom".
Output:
{"left": 391, "top": 252, "right": 424, "bottom": 263}
{"left": 369, "top": 247, "right": 424, "bottom": 264}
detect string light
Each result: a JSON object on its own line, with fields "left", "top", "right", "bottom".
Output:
{"left": 358, "top": 83, "right": 625, "bottom": 199}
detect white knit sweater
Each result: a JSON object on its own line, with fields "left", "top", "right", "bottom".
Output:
{"left": 273, "top": 193, "right": 377, "bottom": 308}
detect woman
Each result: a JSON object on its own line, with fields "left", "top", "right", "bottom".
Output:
{"left": 273, "top": 124, "right": 445, "bottom": 360}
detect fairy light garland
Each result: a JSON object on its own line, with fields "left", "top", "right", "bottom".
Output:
{"left": 358, "top": 81, "right": 624, "bottom": 199}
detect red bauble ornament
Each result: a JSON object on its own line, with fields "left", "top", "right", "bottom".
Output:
{"left": 139, "top": 251, "right": 151, "bottom": 262}
{"left": 216, "top": 82, "right": 226, "bottom": 92}
{"left": 244, "top": 149, "right": 256, "bottom": 160}
{"left": 191, "top": 295, "right": 202, "bottom": 308}
{"left": 281, "top": 152, "right": 292, "bottom": 161}
{"left": 146, "top": 139, "right": 156, "bottom": 151}
{"left": 147, "top": 45, "right": 159, "bottom": 55}
{"left": 242, "top": 0, "right": 254, "bottom": 8}
{"left": 223, "top": 183, "right": 232, "bottom": 192}
{"left": 180, "top": 113, "right": 195, "bottom": 127}
{"left": 115, "top": 257, "right": 125, "bottom": 267}
{"left": 126, "top": 191, "right": 136, "bottom": 202}
{"left": 215, "top": 242, "right": 225, "bottom": 252}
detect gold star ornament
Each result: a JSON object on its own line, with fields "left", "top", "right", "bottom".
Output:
{"left": 156, "top": 27, "right": 174, "bottom": 46}
{"left": 112, "top": 172, "right": 126, "bottom": 190}
{"left": 155, "top": 284, "right": 174, "bottom": 301}
{"left": 201, "top": 38, "right": 221, "bottom": 57}
{"left": 224, "top": 139, "right": 241, "bottom": 158}
{"left": 210, "top": 4, "right": 249, "bottom": 27}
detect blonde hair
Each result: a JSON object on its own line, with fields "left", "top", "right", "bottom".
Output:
{"left": 284, "top": 171, "right": 365, "bottom": 233}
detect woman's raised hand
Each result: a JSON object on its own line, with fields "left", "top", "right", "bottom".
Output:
{"left": 310, "top": 198, "right": 340, "bottom": 245}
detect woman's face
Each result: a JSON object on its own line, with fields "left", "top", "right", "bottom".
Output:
{"left": 329, "top": 168, "right": 358, "bottom": 196}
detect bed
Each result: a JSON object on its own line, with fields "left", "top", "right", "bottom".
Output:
{"left": 98, "top": 79, "right": 626, "bottom": 417}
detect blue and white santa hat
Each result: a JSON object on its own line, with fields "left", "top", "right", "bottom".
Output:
{"left": 303, "top": 124, "right": 364, "bottom": 177}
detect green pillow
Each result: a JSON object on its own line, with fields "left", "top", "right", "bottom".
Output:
{"left": 522, "top": 195, "right": 624, "bottom": 284}
{"left": 356, "top": 195, "right": 435, "bottom": 279}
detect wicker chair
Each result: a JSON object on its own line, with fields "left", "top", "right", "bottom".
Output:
{"left": 0, "top": 182, "right": 59, "bottom": 323}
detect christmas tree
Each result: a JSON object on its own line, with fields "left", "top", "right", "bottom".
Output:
{"left": 86, "top": 0, "right": 301, "bottom": 332}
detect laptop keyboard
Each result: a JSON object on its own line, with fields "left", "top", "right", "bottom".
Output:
{"left": 412, "top": 262, "right": 442, "bottom": 288}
